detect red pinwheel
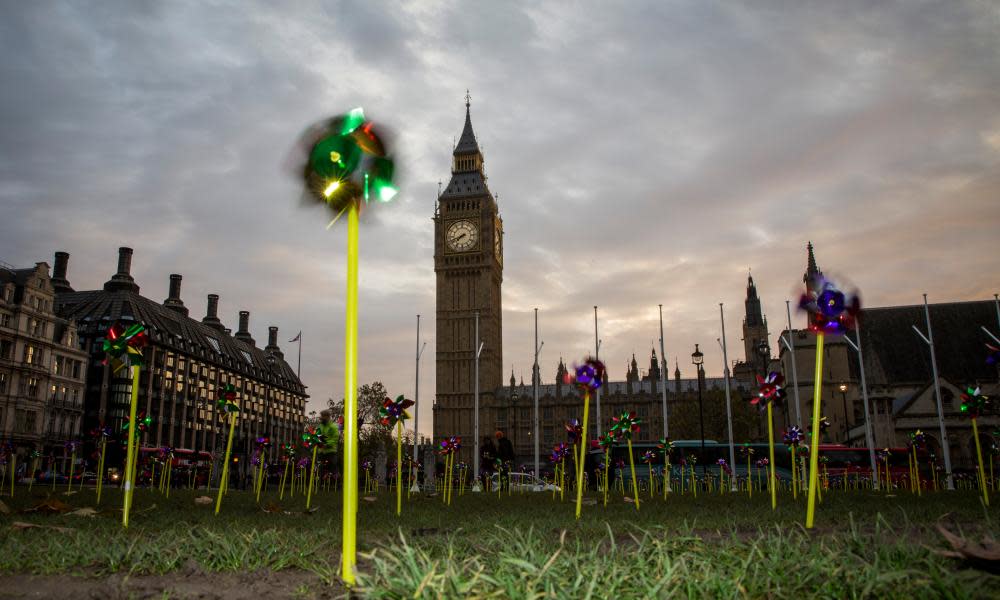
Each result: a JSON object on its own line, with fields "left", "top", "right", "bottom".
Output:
{"left": 379, "top": 395, "right": 414, "bottom": 428}
{"left": 302, "top": 427, "right": 327, "bottom": 449}
{"left": 610, "top": 411, "right": 641, "bottom": 440}
{"left": 102, "top": 322, "right": 148, "bottom": 373}
{"left": 591, "top": 432, "right": 615, "bottom": 451}
{"left": 754, "top": 372, "right": 786, "bottom": 407}
{"left": 799, "top": 276, "right": 860, "bottom": 335}
{"left": 565, "top": 419, "right": 583, "bottom": 445}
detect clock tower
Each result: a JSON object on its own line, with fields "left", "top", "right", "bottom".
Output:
{"left": 433, "top": 95, "right": 504, "bottom": 461}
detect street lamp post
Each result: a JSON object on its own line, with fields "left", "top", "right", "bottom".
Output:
{"left": 838, "top": 384, "right": 848, "bottom": 443}
{"left": 472, "top": 312, "right": 485, "bottom": 492}
{"left": 912, "top": 294, "right": 954, "bottom": 490}
{"left": 411, "top": 315, "right": 426, "bottom": 493}
{"left": 783, "top": 300, "right": 803, "bottom": 429}
{"left": 718, "top": 303, "right": 736, "bottom": 490}
{"left": 842, "top": 319, "right": 879, "bottom": 488}
{"left": 658, "top": 304, "right": 669, "bottom": 439}
{"left": 533, "top": 308, "right": 543, "bottom": 480}
{"left": 692, "top": 344, "right": 705, "bottom": 475}
{"left": 594, "top": 306, "right": 600, "bottom": 435}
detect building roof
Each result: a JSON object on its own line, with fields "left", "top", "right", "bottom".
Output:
{"left": 454, "top": 104, "right": 480, "bottom": 156}
{"left": 441, "top": 171, "right": 489, "bottom": 199}
{"left": 56, "top": 289, "right": 305, "bottom": 395}
{"left": 859, "top": 300, "right": 998, "bottom": 386}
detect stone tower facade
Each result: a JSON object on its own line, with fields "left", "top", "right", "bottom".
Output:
{"left": 742, "top": 273, "right": 770, "bottom": 375}
{"left": 432, "top": 96, "right": 504, "bottom": 462}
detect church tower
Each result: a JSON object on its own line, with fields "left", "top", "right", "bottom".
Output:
{"left": 742, "top": 272, "right": 770, "bottom": 374}
{"left": 432, "top": 94, "right": 504, "bottom": 459}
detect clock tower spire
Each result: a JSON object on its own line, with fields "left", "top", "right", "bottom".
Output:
{"left": 433, "top": 95, "right": 504, "bottom": 462}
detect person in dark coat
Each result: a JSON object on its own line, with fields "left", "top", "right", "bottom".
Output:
{"left": 495, "top": 429, "right": 515, "bottom": 490}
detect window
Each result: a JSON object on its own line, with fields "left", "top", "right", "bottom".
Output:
{"left": 0, "top": 340, "right": 11, "bottom": 359}
{"left": 72, "top": 389, "right": 79, "bottom": 406}
{"left": 520, "top": 408, "right": 529, "bottom": 420}
{"left": 543, "top": 425, "right": 553, "bottom": 445}
{"left": 14, "top": 409, "right": 36, "bottom": 434}
{"left": 0, "top": 372, "right": 6, "bottom": 394}
{"left": 27, "top": 377, "right": 39, "bottom": 398}
{"left": 496, "top": 408, "right": 507, "bottom": 423}
{"left": 24, "top": 345, "right": 35, "bottom": 364}
{"left": 638, "top": 405, "right": 648, "bottom": 417}
{"left": 543, "top": 406, "right": 553, "bottom": 420}
{"left": 72, "top": 361, "right": 81, "bottom": 379}
{"left": 0, "top": 313, "right": 9, "bottom": 328}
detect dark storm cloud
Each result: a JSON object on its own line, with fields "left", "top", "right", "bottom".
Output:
{"left": 1, "top": 1, "right": 998, "bottom": 438}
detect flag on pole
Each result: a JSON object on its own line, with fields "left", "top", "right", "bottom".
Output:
{"left": 289, "top": 331, "right": 301, "bottom": 343}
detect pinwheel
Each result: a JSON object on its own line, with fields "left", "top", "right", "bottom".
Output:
{"left": 59, "top": 440, "right": 80, "bottom": 493}
{"left": 158, "top": 446, "right": 175, "bottom": 497}
{"left": 716, "top": 458, "right": 730, "bottom": 493}
{"left": 27, "top": 449, "right": 41, "bottom": 493}
{"left": 563, "top": 358, "right": 604, "bottom": 519}
{"left": 799, "top": 275, "right": 860, "bottom": 528}
{"left": 214, "top": 385, "right": 240, "bottom": 516}
{"left": 591, "top": 434, "right": 616, "bottom": 507}
{"left": 610, "top": 411, "right": 642, "bottom": 510}
{"left": 740, "top": 444, "right": 756, "bottom": 499}
{"left": 278, "top": 444, "right": 296, "bottom": 499}
{"left": 301, "top": 427, "right": 327, "bottom": 510}
{"left": 290, "top": 108, "right": 399, "bottom": 587}
{"left": 551, "top": 442, "right": 570, "bottom": 501}
{"left": 657, "top": 437, "right": 674, "bottom": 500}
{"left": 960, "top": 387, "right": 991, "bottom": 506}
{"left": 378, "top": 395, "right": 415, "bottom": 515}
{"left": 253, "top": 436, "right": 272, "bottom": 501}
{"left": 755, "top": 373, "right": 787, "bottom": 510}
{"left": 784, "top": 427, "right": 805, "bottom": 500}
{"left": 102, "top": 322, "right": 147, "bottom": 374}
{"left": 565, "top": 419, "right": 583, "bottom": 445}
{"left": 437, "top": 436, "right": 461, "bottom": 504}
{"left": 103, "top": 322, "right": 149, "bottom": 527}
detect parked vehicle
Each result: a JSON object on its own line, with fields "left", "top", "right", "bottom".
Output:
{"left": 490, "top": 471, "right": 560, "bottom": 492}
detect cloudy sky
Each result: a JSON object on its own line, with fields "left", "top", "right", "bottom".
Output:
{"left": 2, "top": 1, "right": 998, "bottom": 438}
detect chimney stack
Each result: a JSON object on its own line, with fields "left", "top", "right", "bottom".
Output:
{"left": 103, "top": 246, "right": 140, "bottom": 293}
{"left": 163, "top": 274, "right": 188, "bottom": 316}
{"left": 234, "top": 310, "right": 256, "bottom": 346}
{"left": 265, "top": 325, "right": 284, "bottom": 358}
{"left": 51, "top": 251, "right": 74, "bottom": 294}
{"left": 201, "top": 294, "right": 225, "bottom": 331}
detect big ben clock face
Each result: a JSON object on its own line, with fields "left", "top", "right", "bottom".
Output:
{"left": 446, "top": 220, "right": 478, "bottom": 252}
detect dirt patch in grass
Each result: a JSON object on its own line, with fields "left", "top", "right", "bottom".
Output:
{"left": 0, "top": 568, "right": 342, "bottom": 600}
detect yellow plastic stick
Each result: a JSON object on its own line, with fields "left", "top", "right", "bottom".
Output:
{"left": 215, "top": 412, "right": 237, "bottom": 515}
{"left": 341, "top": 200, "right": 360, "bottom": 586}
{"left": 805, "top": 332, "right": 825, "bottom": 529}
{"left": 306, "top": 445, "right": 318, "bottom": 510}
{"left": 575, "top": 389, "right": 590, "bottom": 519}
{"left": 396, "top": 422, "right": 403, "bottom": 516}
{"left": 256, "top": 450, "right": 265, "bottom": 503}
{"left": 912, "top": 446, "right": 921, "bottom": 496}
{"left": 626, "top": 439, "right": 640, "bottom": 511}
{"left": 280, "top": 458, "right": 290, "bottom": 500}
{"left": 122, "top": 366, "right": 141, "bottom": 528}
{"left": 96, "top": 440, "right": 106, "bottom": 504}
{"left": 972, "top": 419, "right": 989, "bottom": 506}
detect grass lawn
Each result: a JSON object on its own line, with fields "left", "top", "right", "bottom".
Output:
{"left": 0, "top": 483, "right": 996, "bottom": 599}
